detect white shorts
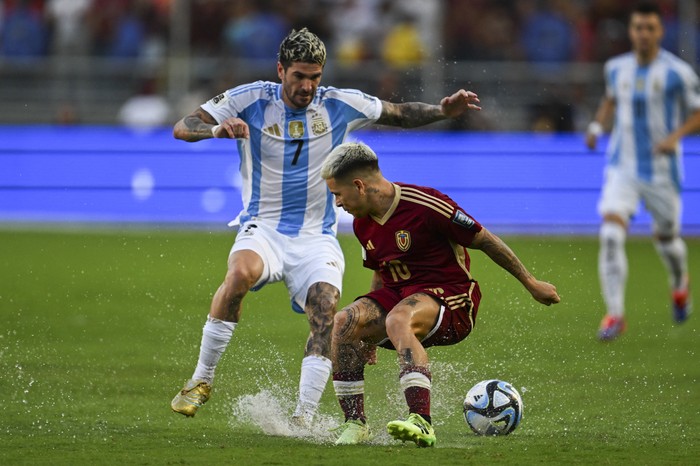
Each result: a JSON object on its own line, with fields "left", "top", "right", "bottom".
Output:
{"left": 597, "top": 168, "right": 682, "bottom": 235}
{"left": 230, "top": 220, "right": 345, "bottom": 313}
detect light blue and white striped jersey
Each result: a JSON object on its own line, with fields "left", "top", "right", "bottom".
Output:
{"left": 202, "top": 81, "right": 382, "bottom": 237}
{"left": 604, "top": 49, "right": 700, "bottom": 188}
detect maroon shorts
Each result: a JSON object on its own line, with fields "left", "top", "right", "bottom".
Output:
{"left": 363, "top": 281, "right": 481, "bottom": 350}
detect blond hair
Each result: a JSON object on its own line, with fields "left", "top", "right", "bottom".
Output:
{"left": 278, "top": 28, "right": 327, "bottom": 69}
{"left": 321, "top": 142, "right": 379, "bottom": 180}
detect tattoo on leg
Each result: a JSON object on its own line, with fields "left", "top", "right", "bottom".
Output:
{"left": 399, "top": 348, "right": 414, "bottom": 367}
{"left": 403, "top": 297, "right": 419, "bottom": 307}
{"left": 337, "top": 305, "right": 360, "bottom": 341}
{"left": 363, "top": 299, "right": 387, "bottom": 327}
{"left": 337, "top": 343, "right": 367, "bottom": 372}
{"left": 304, "top": 282, "right": 339, "bottom": 358}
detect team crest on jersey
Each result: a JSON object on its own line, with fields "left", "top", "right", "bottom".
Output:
{"left": 288, "top": 120, "right": 305, "bottom": 139}
{"left": 311, "top": 114, "right": 328, "bottom": 135}
{"left": 395, "top": 230, "right": 411, "bottom": 252}
{"left": 211, "top": 93, "right": 228, "bottom": 108}
{"left": 453, "top": 210, "right": 475, "bottom": 229}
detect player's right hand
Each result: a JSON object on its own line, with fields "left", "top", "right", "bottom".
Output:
{"left": 529, "top": 280, "right": 561, "bottom": 306}
{"left": 217, "top": 117, "right": 250, "bottom": 139}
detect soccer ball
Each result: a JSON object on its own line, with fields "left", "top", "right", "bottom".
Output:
{"left": 463, "top": 379, "right": 523, "bottom": 436}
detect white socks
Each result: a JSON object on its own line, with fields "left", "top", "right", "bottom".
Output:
{"left": 294, "top": 355, "right": 332, "bottom": 418}
{"left": 599, "top": 222, "right": 628, "bottom": 317}
{"left": 654, "top": 237, "right": 688, "bottom": 290}
{"left": 192, "top": 316, "right": 236, "bottom": 384}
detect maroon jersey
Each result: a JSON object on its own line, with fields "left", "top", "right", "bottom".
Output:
{"left": 353, "top": 183, "right": 482, "bottom": 289}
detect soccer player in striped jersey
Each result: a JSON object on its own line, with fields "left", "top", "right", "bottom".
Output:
{"left": 586, "top": 2, "right": 700, "bottom": 341}
{"left": 321, "top": 142, "right": 560, "bottom": 446}
{"left": 170, "top": 28, "right": 482, "bottom": 425}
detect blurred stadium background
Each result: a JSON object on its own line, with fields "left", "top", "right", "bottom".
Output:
{"left": 1, "top": 0, "right": 699, "bottom": 232}
{"left": 2, "top": 0, "right": 699, "bottom": 128}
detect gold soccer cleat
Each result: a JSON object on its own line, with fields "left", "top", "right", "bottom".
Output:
{"left": 171, "top": 379, "right": 211, "bottom": 417}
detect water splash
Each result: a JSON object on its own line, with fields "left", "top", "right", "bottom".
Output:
{"left": 230, "top": 389, "right": 338, "bottom": 442}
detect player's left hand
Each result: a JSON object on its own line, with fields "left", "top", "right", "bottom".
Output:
{"left": 655, "top": 135, "right": 678, "bottom": 155}
{"left": 528, "top": 280, "right": 561, "bottom": 306}
{"left": 440, "top": 89, "right": 481, "bottom": 117}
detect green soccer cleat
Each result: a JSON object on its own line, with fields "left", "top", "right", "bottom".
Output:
{"left": 386, "top": 413, "right": 436, "bottom": 448}
{"left": 171, "top": 379, "right": 211, "bottom": 417}
{"left": 333, "top": 419, "right": 372, "bottom": 445}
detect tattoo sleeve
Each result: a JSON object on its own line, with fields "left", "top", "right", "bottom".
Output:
{"left": 471, "top": 228, "right": 534, "bottom": 285}
{"left": 304, "top": 282, "right": 339, "bottom": 357}
{"left": 376, "top": 101, "right": 445, "bottom": 128}
{"left": 336, "top": 304, "right": 361, "bottom": 342}
{"left": 173, "top": 108, "right": 218, "bottom": 142}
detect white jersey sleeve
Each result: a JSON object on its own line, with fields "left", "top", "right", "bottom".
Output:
{"left": 321, "top": 87, "right": 382, "bottom": 130}
{"left": 677, "top": 62, "right": 700, "bottom": 112}
{"left": 200, "top": 81, "right": 275, "bottom": 123}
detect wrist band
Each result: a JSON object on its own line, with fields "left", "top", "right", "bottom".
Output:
{"left": 587, "top": 121, "right": 603, "bottom": 137}
{"left": 211, "top": 125, "right": 221, "bottom": 137}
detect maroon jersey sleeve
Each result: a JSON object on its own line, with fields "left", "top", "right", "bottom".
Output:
{"left": 413, "top": 185, "right": 482, "bottom": 246}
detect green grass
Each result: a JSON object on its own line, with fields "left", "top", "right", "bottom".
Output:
{"left": 1, "top": 228, "right": 698, "bottom": 465}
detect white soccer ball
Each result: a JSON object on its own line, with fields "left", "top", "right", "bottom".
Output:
{"left": 463, "top": 379, "right": 523, "bottom": 436}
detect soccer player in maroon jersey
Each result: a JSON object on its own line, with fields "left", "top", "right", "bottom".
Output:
{"left": 320, "top": 142, "right": 561, "bottom": 447}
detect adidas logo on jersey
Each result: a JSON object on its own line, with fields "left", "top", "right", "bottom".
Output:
{"left": 263, "top": 124, "right": 282, "bottom": 137}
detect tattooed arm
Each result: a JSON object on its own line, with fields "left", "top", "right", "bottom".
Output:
{"left": 469, "top": 227, "right": 560, "bottom": 306}
{"left": 173, "top": 108, "right": 218, "bottom": 142}
{"left": 173, "top": 108, "right": 250, "bottom": 142}
{"left": 376, "top": 89, "right": 481, "bottom": 128}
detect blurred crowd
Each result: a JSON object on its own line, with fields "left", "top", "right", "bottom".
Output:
{"left": 0, "top": 0, "right": 698, "bottom": 130}
{"left": 2, "top": 0, "right": 697, "bottom": 64}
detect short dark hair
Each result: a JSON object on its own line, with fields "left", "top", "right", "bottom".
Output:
{"left": 632, "top": 1, "right": 662, "bottom": 17}
{"left": 278, "top": 28, "right": 326, "bottom": 69}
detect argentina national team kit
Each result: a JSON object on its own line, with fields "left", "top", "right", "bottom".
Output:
{"left": 603, "top": 49, "right": 700, "bottom": 187}
{"left": 202, "top": 81, "right": 382, "bottom": 236}
{"left": 201, "top": 81, "right": 382, "bottom": 311}
{"left": 599, "top": 49, "right": 700, "bottom": 229}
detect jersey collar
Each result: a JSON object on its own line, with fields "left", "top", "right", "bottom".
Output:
{"left": 370, "top": 183, "right": 402, "bottom": 225}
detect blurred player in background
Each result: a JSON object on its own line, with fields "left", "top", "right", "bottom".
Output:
{"left": 170, "top": 28, "right": 481, "bottom": 425}
{"left": 586, "top": 1, "right": 700, "bottom": 341}
{"left": 321, "top": 142, "right": 560, "bottom": 446}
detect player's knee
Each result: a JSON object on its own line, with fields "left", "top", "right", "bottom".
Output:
{"left": 306, "top": 282, "right": 340, "bottom": 313}
{"left": 654, "top": 234, "right": 675, "bottom": 243}
{"left": 600, "top": 221, "right": 626, "bottom": 247}
{"left": 653, "top": 225, "right": 678, "bottom": 243}
{"left": 222, "top": 265, "right": 259, "bottom": 297}
{"left": 385, "top": 308, "right": 412, "bottom": 340}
